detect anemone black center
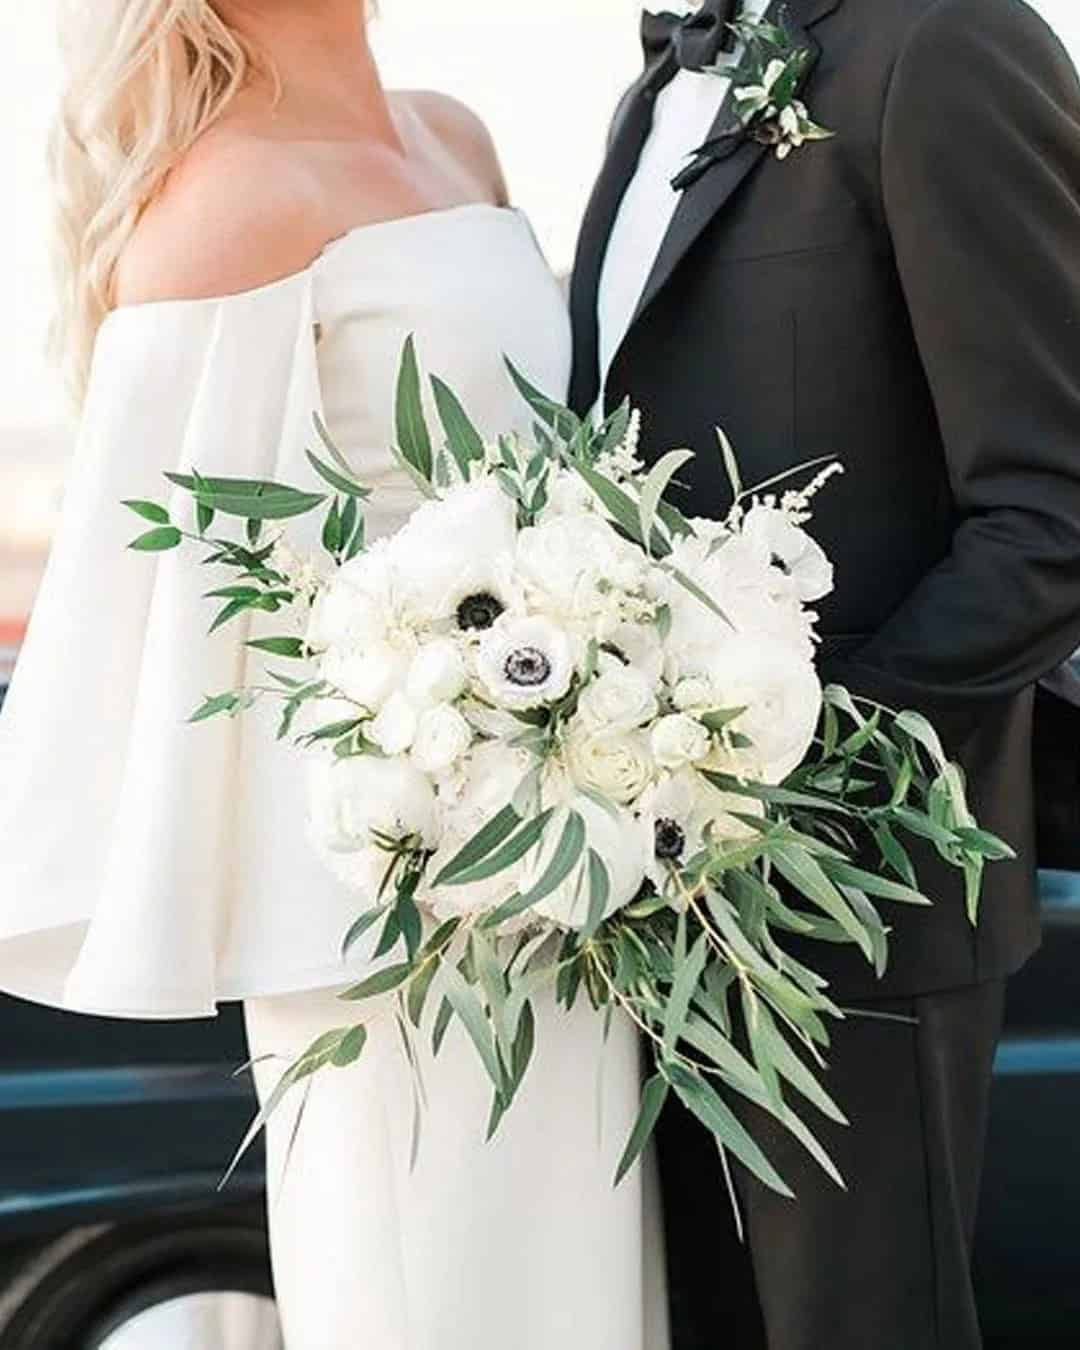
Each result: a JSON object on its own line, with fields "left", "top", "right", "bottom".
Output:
{"left": 504, "top": 646, "right": 552, "bottom": 688}
{"left": 456, "top": 591, "right": 505, "bottom": 632}
{"left": 654, "top": 818, "right": 686, "bottom": 861}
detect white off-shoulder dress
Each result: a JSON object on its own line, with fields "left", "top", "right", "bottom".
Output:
{"left": 0, "top": 204, "right": 669, "bottom": 1350}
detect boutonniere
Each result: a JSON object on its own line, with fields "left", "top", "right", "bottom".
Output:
{"left": 672, "top": 11, "right": 834, "bottom": 192}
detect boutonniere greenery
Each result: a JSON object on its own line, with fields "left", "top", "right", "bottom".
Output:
{"left": 673, "top": 12, "right": 835, "bottom": 191}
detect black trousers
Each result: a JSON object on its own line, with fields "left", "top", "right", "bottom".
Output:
{"left": 655, "top": 980, "right": 1007, "bottom": 1350}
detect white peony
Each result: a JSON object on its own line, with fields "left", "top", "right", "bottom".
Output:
{"left": 530, "top": 796, "right": 647, "bottom": 930}
{"left": 651, "top": 714, "right": 711, "bottom": 770}
{"left": 565, "top": 723, "right": 654, "bottom": 805}
{"left": 410, "top": 704, "right": 473, "bottom": 775}
{"left": 307, "top": 752, "right": 437, "bottom": 855}
{"left": 476, "top": 615, "right": 575, "bottom": 709}
{"left": 699, "top": 637, "right": 823, "bottom": 784}
{"left": 740, "top": 502, "right": 834, "bottom": 603}
{"left": 515, "top": 514, "right": 646, "bottom": 634}
{"left": 367, "top": 690, "right": 420, "bottom": 755}
{"left": 406, "top": 639, "right": 467, "bottom": 708}
{"left": 320, "top": 639, "right": 411, "bottom": 712}
{"left": 577, "top": 663, "right": 658, "bottom": 732}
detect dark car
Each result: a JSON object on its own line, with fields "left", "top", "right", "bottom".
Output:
{"left": 0, "top": 654, "right": 1076, "bottom": 1346}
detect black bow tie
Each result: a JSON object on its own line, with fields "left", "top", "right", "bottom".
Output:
{"left": 641, "top": 0, "right": 741, "bottom": 73}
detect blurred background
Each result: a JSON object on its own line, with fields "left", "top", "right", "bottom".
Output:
{"left": 0, "top": 4, "right": 1078, "bottom": 1347}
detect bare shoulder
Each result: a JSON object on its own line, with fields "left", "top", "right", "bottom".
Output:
{"left": 402, "top": 91, "right": 509, "bottom": 205}
{"left": 113, "top": 129, "right": 327, "bottom": 309}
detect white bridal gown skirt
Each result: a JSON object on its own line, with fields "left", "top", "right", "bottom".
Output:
{"left": 245, "top": 985, "right": 671, "bottom": 1350}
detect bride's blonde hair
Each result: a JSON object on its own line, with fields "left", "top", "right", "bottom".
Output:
{"left": 49, "top": 1, "right": 260, "bottom": 400}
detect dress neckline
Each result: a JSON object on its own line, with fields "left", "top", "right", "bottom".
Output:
{"left": 105, "top": 202, "right": 523, "bottom": 322}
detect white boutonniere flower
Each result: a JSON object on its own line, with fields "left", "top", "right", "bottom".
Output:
{"left": 673, "top": 11, "right": 835, "bottom": 190}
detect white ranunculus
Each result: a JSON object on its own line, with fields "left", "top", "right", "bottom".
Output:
{"left": 565, "top": 723, "right": 654, "bottom": 805}
{"left": 476, "top": 615, "right": 575, "bottom": 709}
{"left": 307, "top": 752, "right": 437, "bottom": 855}
{"left": 389, "top": 478, "right": 518, "bottom": 620}
{"left": 740, "top": 503, "right": 834, "bottom": 603}
{"left": 531, "top": 796, "right": 647, "bottom": 930}
{"left": 406, "top": 639, "right": 467, "bottom": 708}
{"left": 367, "top": 690, "right": 420, "bottom": 756}
{"left": 651, "top": 714, "right": 711, "bottom": 770}
{"left": 410, "top": 704, "right": 473, "bottom": 775}
{"left": 577, "top": 664, "right": 658, "bottom": 732}
{"left": 320, "top": 640, "right": 411, "bottom": 712}
{"left": 701, "top": 637, "right": 823, "bottom": 784}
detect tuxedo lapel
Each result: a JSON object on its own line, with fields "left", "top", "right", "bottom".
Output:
{"left": 607, "top": 0, "right": 837, "bottom": 369}
{"left": 568, "top": 49, "right": 678, "bottom": 414}
{"left": 629, "top": 0, "right": 839, "bottom": 331}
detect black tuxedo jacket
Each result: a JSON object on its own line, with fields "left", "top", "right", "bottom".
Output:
{"left": 569, "top": 0, "right": 1080, "bottom": 997}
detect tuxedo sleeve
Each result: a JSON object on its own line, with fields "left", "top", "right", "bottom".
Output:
{"left": 823, "top": 0, "right": 1080, "bottom": 752}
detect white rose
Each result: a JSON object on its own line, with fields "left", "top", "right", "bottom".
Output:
{"left": 672, "top": 676, "right": 713, "bottom": 712}
{"left": 307, "top": 752, "right": 437, "bottom": 855}
{"left": 477, "top": 615, "right": 575, "bottom": 709}
{"left": 530, "top": 796, "right": 647, "bottom": 930}
{"left": 577, "top": 664, "right": 658, "bottom": 732}
{"left": 651, "top": 714, "right": 711, "bottom": 770}
{"left": 410, "top": 704, "right": 473, "bottom": 775}
{"left": 367, "top": 690, "right": 420, "bottom": 756}
{"left": 406, "top": 639, "right": 467, "bottom": 708}
{"left": 566, "top": 724, "right": 654, "bottom": 805}
{"left": 320, "top": 640, "right": 411, "bottom": 712}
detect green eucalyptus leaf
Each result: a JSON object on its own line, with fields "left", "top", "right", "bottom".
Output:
{"left": 614, "top": 1073, "right": 670, "bottom": 1187}
{"left": 665, "top": 1061, "right": 794, "bottom": 1198}
{"left": 129, "top": 525, "right": 182, "bottom": 552}
{"left": 122, "top": 499, "right": 170, "bottom": 525}
{"left": 246, "top": 636, "right": 306, "bottom": 659}
{"left": 437, "top": 809, "right": 555, "bottom": 889}
{"left": 442, "top": 963, "right": 504, "bottom": 1090}
{"left": 330, "top": 1024, "right": 369, "bottom": 1068}
{"left": 342, "top": 961, "right": 414, "bottom": 1001}
{"left": 638, "top": 449, "right": 694, "bottom": 558}
{"left": 341, "top": 905, "right": 388, "bottom": 958}
{"left": 305, "top": 448, "right": 370, "bottom": 499}
{"left": 432, "top": 804, "right": 522, "bottom": 886}
{"left": 395, "top": 335, "right": 433, "bottom": 482}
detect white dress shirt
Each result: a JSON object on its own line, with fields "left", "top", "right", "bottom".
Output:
{"left": 597, "top": 0, "right": 772, "bottom": 391}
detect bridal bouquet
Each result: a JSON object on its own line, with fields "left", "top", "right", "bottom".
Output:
{"left": 126, "top": 343, "right": 1011, "bottom": 1197}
